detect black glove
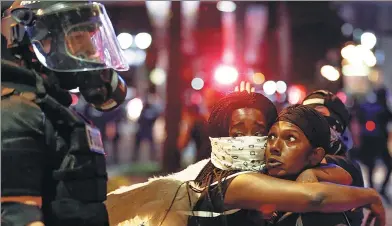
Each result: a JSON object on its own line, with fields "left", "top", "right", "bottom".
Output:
{"left": 51, "top": 199, "right": 109, "bottom": 226}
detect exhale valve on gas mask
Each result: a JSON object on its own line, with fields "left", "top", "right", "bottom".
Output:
{"left": 25, "top": 64, "right": 127, "bottom": 111}
{"left": 77, "top": 69, "right": 127, "bottom": 112}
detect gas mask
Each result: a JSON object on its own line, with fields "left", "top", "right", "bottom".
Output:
{"left": 77, "top": 69, "right": 127, "bottom": 112}
{"left": 44, "top": 67, "right": 126, "bottom": 111}
{"left": 210, "top": 136, "right": 267, "bottom": 171}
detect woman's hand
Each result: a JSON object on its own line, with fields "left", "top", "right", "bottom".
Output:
{"left": 234, "top": 81, "right": 255, "bottom": 93}
{"left": 296, "top": 169, "right": 319, "bottom": 183}
{"left": 296, "top": 164, "right": 352, "bottom": 185}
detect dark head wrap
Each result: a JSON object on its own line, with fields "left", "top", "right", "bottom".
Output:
{"left": 303, "top": 90, "right": 349, "bottom": 133}
{"left": 208, "top": 91, "right": 278, "bottom": 138}
{"left": 277, "top": 104, "right": 331, "bottom": 152}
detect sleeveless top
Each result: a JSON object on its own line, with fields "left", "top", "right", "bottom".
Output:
{"left": 187, "top": 171, "right": 265, "bottom": 226}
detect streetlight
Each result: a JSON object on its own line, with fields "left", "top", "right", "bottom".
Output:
{"left": 191, "top": 78, "right": 204, "bottom": 90}
{"left": 217, "top": 1, "right": 237, "bottom": 13}
{"left": 214, "top": 65, "right": 238, "bottom": 85}
{"left": 135, "top": 32, "right": 152, "bottom": 50}
{"left": 263, "top": 81, "right": 277, "bottom": 95}
{"left": 276, "top": 81, "right": 287, "bottom": 94}
{"left": 117, "top": 33, "right": 133, "bottom": 50}
{"left": 320, "top": 65, "right": 340, "bottom": 81}
{"left": 360, "top": 32, "right": 377, "bottom": 49}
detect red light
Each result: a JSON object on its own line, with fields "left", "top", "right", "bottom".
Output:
{"left": 336, "top": 91, "right": 347, "bottom": 104}
{"left": 287, "top": 85, "right": 306, "bottom": 104}
{"left": 190, "top": 92, "right": 202, "bottom": 105}
{"left": 214, "top": 65, "right": 238, "bottom": 85}
{"left": 365, "top": 121, "right": 376, "bottom": 131}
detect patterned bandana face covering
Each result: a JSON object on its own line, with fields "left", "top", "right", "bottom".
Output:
{"left": 325, "top": 116, "right": 347, "bottom": 155}
{"left": 210, "top": 136, "right": 267, "bottom": 171}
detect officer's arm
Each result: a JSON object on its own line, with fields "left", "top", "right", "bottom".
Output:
{"left": 48, "top": 111, "right": 109, "bottom": 226}
{"left": 1, "top": 92, "right": 47, "bottom": 225}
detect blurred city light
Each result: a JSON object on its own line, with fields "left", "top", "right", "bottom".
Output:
{"left": 263, "top": 80, "right": 277, "bottom": 95}
{"left": 123, "top": 49, "right": 147, "bottom": 66}
{"left": 288, "top": 85, "right": 306, "bottom": 105}
{"left": 181, "top": 1, "right": 200, "bottom": 17}
{"left": 342, "top": 64, "right": 370, "bottom": 77}
{"left": 355, "top": 45, "right": 373, "bottom": 55}
{"left": 341, "top": 44, "right": 356, "bottom": 60}
{"left": 214, "top": 65, "right": 238, "bottom": 85}
{"left": 252, "top": 72, "right": 265, "bottom": 85}
{"left": 135, "top": 32, "right": 152, "bottom": 50}
{"left": 190, "top": 92, "right": 202, "bottom": 105}
{"left": 217, "top": 1, "right": 237, "bottom": 12}
{"left": 320, "top": 65, "right": 340, "bottom": 81}
{"left": 191, "top": 77, "right": 204, "bottom": 90}
{"left": 341, "top": 45, "right": 377, "bottom": 67}
{"left": 341, "top": 58, "right": 350, "bottom": 66}
{"left": 353, "top": 28, "right": 363, "bottom": 41}
{"left": 368, "top": 70, "right": 380, "bottom": 83}
{"left": 150, "top": 68, "right": 167, "bottom": 85}
{"left": 363, "top": 52, "right": 377, "bottom": 67}
{"left": 365, "top": 120, "right": 376, "bottom": 132}
{"left": 341, "top": 23, "right": 353, "bottom": 37}
{"left": 146, "top": 1, "right": 171, "bottom": 25}
{"left": 276, "top": 81, "right": 287, "bottom": 94}
{"left": 117, "top": 33, "right": 133, "bottom": 50}
{"left": 360, "top": 32, "right": 377, "bottom": 49}
{"left": 341, "top": 43, "right": 377, "bottom": 78}
{"left": 126, "top": 98, "right": 144, "bottom": 121}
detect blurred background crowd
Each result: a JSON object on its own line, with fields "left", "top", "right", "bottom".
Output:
{"left": 59, "top": 1, "right": 392, "bottom": 218}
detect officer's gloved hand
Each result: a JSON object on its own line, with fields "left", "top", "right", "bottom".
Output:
{"left": 51, "top": 199, "right": 108, "bottom": 226}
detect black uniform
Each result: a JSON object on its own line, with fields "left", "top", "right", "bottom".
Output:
{"left": 1, "top": 63, "right": 109, "bottom": 226}
{"left": 1, "top": 0, "right": 128, "bottom": 224}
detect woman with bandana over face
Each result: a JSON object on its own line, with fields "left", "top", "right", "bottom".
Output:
{"left": 186, "top": 92, "right": 386, "bottom": 226}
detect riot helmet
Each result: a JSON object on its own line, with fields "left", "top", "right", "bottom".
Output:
{"left": 1, "top": 1, "right": 129, "bottom": 111}
{"left": 2, "top": 0, "right": 128, "bottom": 72}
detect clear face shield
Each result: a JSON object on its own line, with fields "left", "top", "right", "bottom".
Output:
{"left": 16, "top": 2, "right": 129, "bottom": 72}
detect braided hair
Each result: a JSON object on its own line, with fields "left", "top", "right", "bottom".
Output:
{"left": 195, "top": 91, "right": 277, "bottom": 187}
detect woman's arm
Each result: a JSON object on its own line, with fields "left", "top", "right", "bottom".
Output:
{"left": 296, "top": 164, "right": 352, "bottom": 185}
{"left": 224, "top": 173, "right": 384, "bottom": 224}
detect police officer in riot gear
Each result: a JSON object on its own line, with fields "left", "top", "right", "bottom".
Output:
{"left": 1, "top": 1, "right": 129, "bottom": 225}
